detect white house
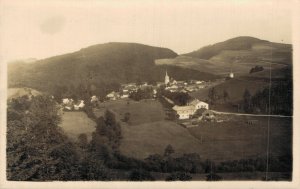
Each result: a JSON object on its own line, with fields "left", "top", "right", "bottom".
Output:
{"left": 172, "top": 99, "right": 210, "bottom": 120}
{"left": 188, "top": 99, "right": 209, "bottom": 110}
{"left": 91, "top": 95, "right": 99, "bottom": 103}
{"left": 62, "top": 98, "right": 73, "bottom": 105}
{"left": 106, "top": 91, "right": 120, "bottom": 100}
{"left": 74, "top": 100, "right": 85, "bottom": 110}
{"left": 62, "top": 98, "right": 74, "bottom": 110}
{"left": 196, "top": 81, "right": 203, "bottom": 84}
{"left": 173, "top": 105, "right": 195, "bottom": 119}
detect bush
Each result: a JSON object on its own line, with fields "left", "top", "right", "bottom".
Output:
{"left": 206, "top": 173, "right": 222, "bottom": 181}
{"left": 249, "top": 66, "right": 264, "bottom": 74}
{"left": 128, "top": 169, "right": 155, "bottom": 181}
{"left": 165, "top": 172, "right": 192, "bottom": 181}
{"left": 122, "top": 112, "right": 131, "bottom": 123}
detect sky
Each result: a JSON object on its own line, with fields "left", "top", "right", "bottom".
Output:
{"left": 0, "top": 0, "right": 294, "bottom": 63}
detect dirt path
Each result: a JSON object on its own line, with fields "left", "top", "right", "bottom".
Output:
{"left": 211, "top": 110, "right": 292, "bottom": 118}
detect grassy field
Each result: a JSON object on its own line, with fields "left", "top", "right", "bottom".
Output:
{"left": 187, "top": 116, "right": 292, "bottom": 162}
{"left": 92, "top": 99, "right": 292, "bottom": 163}
{"left": 94, "top": 99, "right": 165, "bottom": 125}
{"left": 190, "top": 78, "right": 269, "bottom": 104}
{"left": 59, "top": 111, "right": 96, "bottom": 142}
{"left": 120, "top": 120, "right": 203, "bottom": 159}
{"left": 94, "top": 99, "right": 205, "bottom": 159}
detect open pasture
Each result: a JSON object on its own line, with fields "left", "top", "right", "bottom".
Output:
{"left": 59, "top": 111, "right": 96, "bottom": 142}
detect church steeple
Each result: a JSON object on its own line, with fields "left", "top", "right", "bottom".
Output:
{"left": 165, "top": 70, "right": 170, "bottom": 85}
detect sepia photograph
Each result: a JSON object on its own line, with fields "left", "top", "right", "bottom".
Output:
{"left": 0, "top": 0, "right": 299, "bottom": 188}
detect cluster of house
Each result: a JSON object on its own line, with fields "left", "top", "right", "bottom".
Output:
{"left": 61, "top": 95, "right": 99, "bottom": 111}
{"left": 62, "top": 98, "right": 85, "bottom": 111}
{"left": 104, "top": 70, "right": 209, "bottom": 101}
{"left": 163, "top": 70, "right": 214, "bottom": 120}
{"left": 106, "top": 83, "right": 158, "bottom": 101}
{"left": 164, "top": 71, "right": 207, "bottom": 93}
{"left": 172, "top": 99, "right": 213, "bottom": 120}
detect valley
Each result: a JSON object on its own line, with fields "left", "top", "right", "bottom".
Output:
{"left": 7, "top": 36, "right": 293, "bottom": 181}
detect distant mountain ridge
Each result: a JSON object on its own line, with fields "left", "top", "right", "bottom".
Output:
{"left": 8, "top": 42, "right": 219, "bottom": 95}
{"left": 8, "top": 37, "right": 292, "bottom": 97}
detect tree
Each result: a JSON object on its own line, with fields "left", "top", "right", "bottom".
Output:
{"left": 208, "top": 87, "right": 217, "bottom": 104}
{"left": 163, "top": 91, "right": 191, "bottom": 106}
{"left": 243, "top": 89, "right": 252, "bottom": 113}
{"left": 78, "top": 133, "right": 88, "bottom": 148}
{"left": 144, "top": 154, "right": 163, "bottom": 172}
{"left": 164, "top": 144, "right": 175, "bottom": 157}
{"left": 223, "top": 90, "right": 229, "bottom": 102}
{"left": 105, "top": 110, "right": 117, "bottom": 128}
{"left": 250, "top": 66, "right": 264, "bottom": 74}
{"left": 128, "top": 169, "right": 155, "bottom": 181}
{"left": 123, "top": 112, "right": 131, "bottom": 123}
{"left": 166, "top": 172, "right": 192, "bottom": 181}
{"left": 91, "top": 110, "right": 122, "bottom": 153}
{"left": 206, "top": 173, "right": 222, "bottom": 181}
{"left": 7, "top": 95, "right": 80, "bottom": 181}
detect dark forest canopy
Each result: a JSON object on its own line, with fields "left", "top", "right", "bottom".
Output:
{"left": 243, "top": 80, "right": 293, "bottom": 115}
{"left": 8, "top": 42, "right": 219, "bottom": 98}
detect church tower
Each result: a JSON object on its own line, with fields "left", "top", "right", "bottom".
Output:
{"left": 165, "top": 70, "right": 170, "bottom": 85}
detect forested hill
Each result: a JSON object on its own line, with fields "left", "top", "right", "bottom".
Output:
{"left": 8, "top": 42, "right": 219, "bottom": 98}
{"left": 8, "top": 43, "right": 175, "bottom": 90}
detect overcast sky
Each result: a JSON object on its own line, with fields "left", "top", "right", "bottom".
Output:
{"left": 0, "top": 0, "right": 294, "bottom": 63}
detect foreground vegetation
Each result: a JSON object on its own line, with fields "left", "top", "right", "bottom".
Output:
{"left": 7, "top": 95, "right": 292, "bottom": 181}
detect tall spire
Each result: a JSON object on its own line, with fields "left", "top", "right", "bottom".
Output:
{"left": 165, "top": 69, "right": 170, "bottom": 85}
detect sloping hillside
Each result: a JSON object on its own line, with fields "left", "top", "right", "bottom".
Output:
{"left": 190, "top": 78, "right": 269, "bottom": 104}
{"left": 185, "top": 36, "right": 292, "bottom": 64}
{"left": 8, "top": 88, "right": 42, "bottom": 100}
{"left": 156, "top": 37, "right": 292, "bottom": 77}
{"left": 8, "top": 43, "right": 176, "bottom": 91}
{"left": 8, "top": 42, "right": 220, "bottom": 97}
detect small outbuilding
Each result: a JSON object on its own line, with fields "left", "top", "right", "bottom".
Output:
{"left": 196, "top": 109, "right": 215, "bottom": 121}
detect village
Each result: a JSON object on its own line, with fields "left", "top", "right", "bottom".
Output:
{"left": 60, "top": 70, "right": 232, "bottom": 128}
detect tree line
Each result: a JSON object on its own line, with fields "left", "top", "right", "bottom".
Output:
{"left": 7, "top": 95, "right": 79, "bottom": 180}
{"left": 162, "top": 90, "right": 191, "bottom": 106}
{"left": 242, "top": 80, "right": 292, "bottom": 115}
{"left": 129, "top": 86, "right": 154, "bottom": 101}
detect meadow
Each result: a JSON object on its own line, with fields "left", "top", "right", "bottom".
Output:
{"left": 92, "top": 99, "right": 292, "bottom": 163}
{"left": 190, "top": 78, "right": 269, "bottom": 104}
{"left": 59, "top": 111, "right": 96, "bottom": 142}
{"left": 187, "top": 116, "right": 292, "bottom": 162}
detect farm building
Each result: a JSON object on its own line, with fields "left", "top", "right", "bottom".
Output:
{"left": 188, "top": 99, "right": 209, "bottom": 110}
{"left": 172, "top": 105, "right": 195, "bottom": 119}
{"left": 173, "top": 99, "right": 210, "bottom": 120}
{"left": 62, "top": 98, "right": 74, "bottom": 110}
{"left": 74, "top": 100, "right": 85, "bottom": 110}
